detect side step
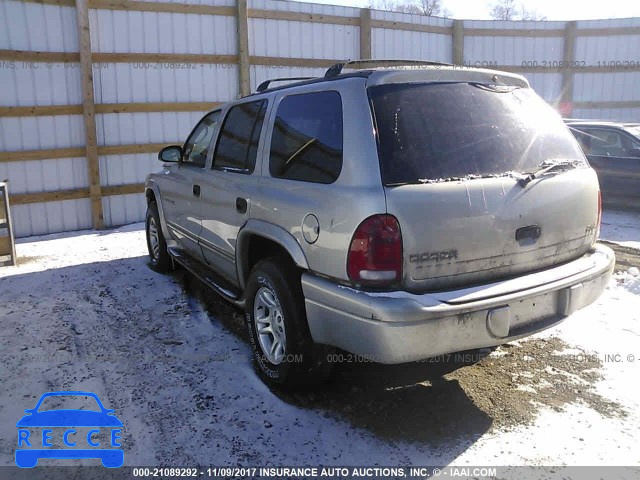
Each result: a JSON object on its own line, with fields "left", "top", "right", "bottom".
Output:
{"left": 168, "top": 247, "right": 244, "bottom": 308}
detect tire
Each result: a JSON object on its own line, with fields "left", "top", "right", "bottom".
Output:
{"left": 145, "top": 201, "right": 173, "bottom": 273}
{"left": 245, "top": 257, "right": 333, "bottom": 389}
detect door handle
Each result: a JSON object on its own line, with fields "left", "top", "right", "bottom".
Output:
{"left": 193, "top": 184, "right": 201, "bottom": 197}
{"left": 236, "top": 197, "right": 248, "bottom": 214}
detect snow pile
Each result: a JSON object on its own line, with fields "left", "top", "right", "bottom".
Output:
{"left": 613, "top": 267, "right": 640, "bottom": 295}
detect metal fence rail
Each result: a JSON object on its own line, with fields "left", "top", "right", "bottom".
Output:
{"left": 0, "top": 0, "right": 638, "bottom": 237}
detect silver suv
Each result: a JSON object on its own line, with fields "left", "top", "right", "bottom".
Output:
{"left": 145, "top": 61, "right": 615, "bottom": 388}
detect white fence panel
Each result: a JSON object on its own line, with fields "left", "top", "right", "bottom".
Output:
{"left": 371, "top": 10, "right": 452, "bottom": 62}
{"left": 1, "top": 0, "right": 639, "bottom": 237}
{"left": 0, "top": 0, "right": 78, "bottom": 52}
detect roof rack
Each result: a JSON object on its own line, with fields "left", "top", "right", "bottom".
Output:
{"left": 562, "top": 118, "right": 616, "bottom": 123}
{"left": 252, "top": 60, "right": 456, "bottom": 95}
{"left": 324, "top": 59, "right": 453, "bottom": 78}
{"left": 256, "top": 77, "right": 316, "bottom": 92}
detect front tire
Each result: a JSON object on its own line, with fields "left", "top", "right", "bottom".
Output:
{"left": 145, "top": 201, "right": 172, "bottom": 273}
{"left": 245, "top": 258, "right": 332, "bottom": 389}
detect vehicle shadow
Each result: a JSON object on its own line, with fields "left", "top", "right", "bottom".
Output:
{"left": 275, "top": 355, "right": 494, "bottom": 450}
{"left": 2, "top": 256, "right": 493, "bottom": 467}
{"left": 184, "top": 273, "right": 494, "bottom": 451}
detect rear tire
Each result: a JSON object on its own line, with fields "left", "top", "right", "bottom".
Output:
{"left": 245, "top": 257, "right": 333, "bottom": 389}
{"left": 145, "top": 201, "right": 172, "bottom": 273}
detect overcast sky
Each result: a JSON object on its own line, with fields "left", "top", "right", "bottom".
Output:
{"left": 296, "top": 0, "right": 640, "bottom": 20}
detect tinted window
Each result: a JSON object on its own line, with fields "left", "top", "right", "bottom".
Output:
{"left": 183, "top": 111, "right": 220, "bottom": 167}
{"left": 214, "top": 100, "right": 267, "bottom": 172}
{"left": 269, "top": 91, "right": 343, "bottom": 184}
{"left": 369, "top": 83, "right": 586, "bottom": 185}
{"left": 575, "top": 128, "right": 640, "bottom": 158}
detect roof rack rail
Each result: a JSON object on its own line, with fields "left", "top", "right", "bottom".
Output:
{"left": 562, "top": 118, "right": 615, "bottom": 123}
{"left": 256, "top": 77, "right": 316, "bottom": 93}
{"left": 324, "top": 59, "right": 453, "bottom": 78}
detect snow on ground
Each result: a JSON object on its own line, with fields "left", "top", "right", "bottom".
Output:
{"left": 0, "top": 212, "right": 639, "bottom": 471}
{"left": 600, "top": 210, "right": 640, "bottom": 250}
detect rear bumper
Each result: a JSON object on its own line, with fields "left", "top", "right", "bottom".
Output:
{"left": 302, "top": 244, "right": 615, "bottom": 364}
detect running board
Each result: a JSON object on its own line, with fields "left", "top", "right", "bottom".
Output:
{"left": 168, "top": 247, "right": 245, "bottom": 308}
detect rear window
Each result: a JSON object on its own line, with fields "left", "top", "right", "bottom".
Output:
{"left": 369, "top": 82, "right": 586, "bottom": 185}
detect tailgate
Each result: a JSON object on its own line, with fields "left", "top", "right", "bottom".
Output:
{"left": 385, "top": 169, "right": 600, "bottom": 293}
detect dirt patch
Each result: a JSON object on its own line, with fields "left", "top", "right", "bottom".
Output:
{"left": 600, "top": 240, "right": 640, "bottom": 270}
{"left": 183, "top": 273, "right": 627, "bottom": 446}
{"left": 16, "top": 255, "right": 46, "bottom": 266}
{"left": 274, "top": 337, "right": 627, "bottom": 446}
{"left": 446, "top": 337, "right": 626, "bottom": 427}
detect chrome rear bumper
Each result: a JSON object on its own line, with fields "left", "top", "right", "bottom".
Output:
{"left": 301, "top": 244, "right": 615, "bottom": 364}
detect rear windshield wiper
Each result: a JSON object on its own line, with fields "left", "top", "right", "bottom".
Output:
{"left": 518, "top": 160, "right": 580, "bottom": 187}
{"left": 386, "top": 172, "right": 528, "bottom": 186}
{"left": 469, "top": 82, "right": 522, "bottom": 93}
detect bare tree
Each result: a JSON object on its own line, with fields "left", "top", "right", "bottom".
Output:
{"left": 490, "top": 0, "right": 547, "bottom": 21}
{"left": 490, "top": 0, "right": 518, "bottom": 20}
{"left": 520, "top": 6, "right": 547, "bottom": 21}
{"left": 417, "top": 0, "right": 451, "bottom": 17}
{"left": 369, "top": 0, "right": 451, "bottom": 18}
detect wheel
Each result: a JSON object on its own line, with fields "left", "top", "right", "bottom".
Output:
{"left": 245, "top": 257, "right": 333, "bottom": 389}
{"left": 145, "top": 201, "right": 172, "bottom": 273}
{"left": 15, "top": 450, "right": 38, "bottom": 468}
{"left": 101, "top": 450, "right": 124, "bottom": 468}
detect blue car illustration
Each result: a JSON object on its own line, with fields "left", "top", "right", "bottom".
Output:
{"left": 16, "top": 391, "right": 124, "bottom": 468}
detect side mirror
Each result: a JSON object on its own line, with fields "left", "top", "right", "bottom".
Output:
{"left": 158, "top": 145, "right": 182, "bottom": 163}
{"left": 24, "top": 409, "right": 34, "bottom": 414}
{"left": 630, "top": 148, "right": 640, "bottom": 158}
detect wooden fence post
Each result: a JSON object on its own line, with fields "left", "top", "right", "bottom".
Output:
{"left": 561, "top": 21, "right": 577, "bottom": 114}
{"left": 75, "top": 0, "right": 104, "bottom": 229}
{"left": 237, "top": 0, "right": 251, "bottom": 97}
{"left": 452, "top": 19, "right": 464, "bottom": 65}
{"left": 360, "top": 8, "right": 372, "bottom": 60}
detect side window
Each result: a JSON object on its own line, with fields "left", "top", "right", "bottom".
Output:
{"left": 213, "top": 100, "right": 267, "bottom": 172}
{"left": 584, "top": 128, "right": 636, "bottom": 158}
{"left": 572, "top": 130, "right": 592, "bottom": 155}
{"left": 183, "top": 111, "right": 220, "bottom": 167}
{"left": 269, "top": 91, "right": 343, "bottom": 184}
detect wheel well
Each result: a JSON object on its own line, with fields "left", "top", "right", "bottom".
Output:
{"left": 244, "top": 235, "right": 296, "bottom": 282}
{"left": 146, "top": 189, "right": 156, "bottom": 205}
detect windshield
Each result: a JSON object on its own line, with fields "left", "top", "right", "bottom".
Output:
{"left": 37, "top": 395, "right": 101, "bottom": 412}
{"left": 369, "top": 82, "right": 586, "bottom": 185}
{"left": 623, "top": 125, "right": 640, "bottom": 141}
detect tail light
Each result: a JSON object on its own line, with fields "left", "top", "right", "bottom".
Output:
{"left": 596, "top": 190, "right": 602, "bottom": 239}
{"left": 347, "top": 214, "right": 402, "bottom": 286}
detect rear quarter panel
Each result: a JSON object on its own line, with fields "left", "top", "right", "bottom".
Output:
{"left": 251, "top": 78, "right": 386, "bottom": 282}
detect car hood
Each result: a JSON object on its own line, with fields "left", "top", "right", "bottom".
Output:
{"left": 16, "top": 410, "right": 123, "bottom": 427}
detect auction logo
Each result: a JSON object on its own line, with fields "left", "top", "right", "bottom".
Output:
{"left": 15, "top": 391, "right": 124, "bottom": 468}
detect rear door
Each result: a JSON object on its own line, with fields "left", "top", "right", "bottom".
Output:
{"left": 369, "top": 81, "right": 599, "bottom": 292}
{"left": 572, "top": 127, "right": 640, "bottom": 208}
{"left": 161, "top": 111, "right": 220, "bottom": 260}
{"left": 196, "top": 100, "right": 268, "bottom": 287}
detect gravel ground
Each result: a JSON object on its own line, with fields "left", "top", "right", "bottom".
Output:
{"left": 0, "top": 210, "right": 639, "bottom": 472}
